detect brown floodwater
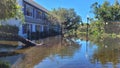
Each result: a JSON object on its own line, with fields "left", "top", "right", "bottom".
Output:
{"left": 0, "top": 36, "right": 120, "bottom": 68}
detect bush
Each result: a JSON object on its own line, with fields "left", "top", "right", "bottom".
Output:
{"left": 0, "top": 32, "right": 18, "bottom": 41}
{"left": 110, "top": 33, "right": 117, "bottom": 38}
{"left": 0, "top": 25, "right": 19, "bottom": 34}
{"left": 0, "top": 61, "right": 10, "bottom": 68}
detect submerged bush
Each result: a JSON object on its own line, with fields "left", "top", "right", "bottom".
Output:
{"left": 0, "top": 25, "right": 19, "bottom": 34}
{"left": 0, "top": 61, "right": 10, "bottom": 68}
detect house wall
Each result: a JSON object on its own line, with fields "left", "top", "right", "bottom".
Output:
{"left": 1, "top": 0, "right": 52, "bottom": 38}
{"left": 23, "top": 0, "right": 49, "bottom": 33}
{"left": 0, "top": 18, "right": 21, "bottom": 27}
{"left": 23, "top": 1, "right": 48, "bottom": 24}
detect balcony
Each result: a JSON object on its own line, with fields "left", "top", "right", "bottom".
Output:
{"left": 25, "top": 15, "right": 49, "bottom": 25}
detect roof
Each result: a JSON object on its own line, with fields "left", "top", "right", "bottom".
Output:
{"left": 24, "top": 0, "right": 48, "bottom": 13}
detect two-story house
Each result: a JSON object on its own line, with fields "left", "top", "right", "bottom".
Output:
{"left": 1, "top": 0, "right": 51, "bottom": 38}
{"left": 19, "top": 0, "right": 50, "bottom": 38}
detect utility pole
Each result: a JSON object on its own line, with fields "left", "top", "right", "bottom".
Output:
{"left": 86, "top": 15, "right": 89, "bottom": 41}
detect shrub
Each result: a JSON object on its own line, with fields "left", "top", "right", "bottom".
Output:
{"left": 0, "top": 61, "right": 10, "bottom": 68}
{"left": 111, "top": 33, "right": 117, "bottom": 38}
{"left": 0, "top": 25, "right": 19, "bottom": 34}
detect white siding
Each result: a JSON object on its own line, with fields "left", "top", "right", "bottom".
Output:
{"left": 32, "top": 24, "right": 36, "bottom": 32}
{"left": 1, "top": 18, "right": 21, "bottom": 27}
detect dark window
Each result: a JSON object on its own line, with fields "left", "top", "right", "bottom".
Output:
{"left": 30, "top": 24, "right": 32, "bottom": 32}
{"left": 44, "top": 13, "right": 48, "bottom": 20}
{"left": 26, "top": 5, "right": 33, "bottom": 17}
{"left": 36, "top": 10, "right": 42, "bottom": 19}
{"left": 35, "top": 25, "right": 40, "bottom": 32}
{"left": 22, "top": 24, "right": 28, "bottom": 34}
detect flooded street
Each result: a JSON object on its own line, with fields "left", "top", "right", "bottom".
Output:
{"left": 1, "top": 0, "right": 120, "bottom": 68}
{"left": 0, "top": 36, "right": 120, "bottom": 68}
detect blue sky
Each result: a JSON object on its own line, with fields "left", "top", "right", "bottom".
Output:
{"left": 34, "top": 0, "right": 118, "bottom": 22}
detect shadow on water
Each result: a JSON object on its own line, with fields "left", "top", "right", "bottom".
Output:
{"left": 0, "top": 51, "right": 22, "bottom": 68}
{"left": 0, "top": 52, "right": 19, "bottom": 57}
{"left": 0, "top": 41, "right": 24, "bottom": 68}
{"left": 0, "top": 51, "right": 20, "bottom": 68}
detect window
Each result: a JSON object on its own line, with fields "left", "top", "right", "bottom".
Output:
{"left": 35, "top": 25, "right": 40, "bottom": 32}
{"left": 36, "top": 10, "right": 42, "bottom": 19}
{"left": 30, "top": 24, "right": 32, "bottom": 32}
{"left": 22, "top": 24, "right": 33, "bottom": 34}
{"left": 26, "top": 8, "right": 32, "bottom": 16}
{"left": 26, "top": 5, "right": 33, "bottom": 17}
{"left": 22, "top": 24, "right": 28, "bottom": 34}
{"left": 44, "top": 13, "right": 48, "bottom": 20}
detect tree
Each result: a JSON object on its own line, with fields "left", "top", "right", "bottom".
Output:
{"left": 91, "top": 0, "right": 120, "bottom": 22}
{"left": 49, "top": 8, "right": 82, "bottom": 35}
{"left": 0, "top": 0, "right": 37, "bottom": 47}
{"left": 110, "top": 0, "right": 120, "bottom": 21}
{"left": 91, "top": 1, "right": 111, "bottom": 22}
{"left": 0, "top": 0, "right": 24, "bottom": 21}
{"left": 89, "top": 20, "right": 105, "bottom": 37}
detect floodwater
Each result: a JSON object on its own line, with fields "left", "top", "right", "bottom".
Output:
{"left": 0, "top": 36, "right": 120, "bottom": 68}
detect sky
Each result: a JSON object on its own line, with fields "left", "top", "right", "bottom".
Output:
{"left": 34, "top": 0, "right": 119, "bottom": 22}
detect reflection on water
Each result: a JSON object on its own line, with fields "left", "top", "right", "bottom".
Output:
{"left": 33, "top": 40, "right": 97, "bottom": 68}
{"left": 0, "top": 41, "right": 21, "bottom": 52}
{"left": 1, "top": 36, "right": 120, "bottom": 68}
{"left": 0, "top": 41, "right": 23, "bottom": 67}
{"left": 90, "top": 37, "right": 120, "bottom": 68}
{"left": 12, "top": 36, "right": 81, "bottom": 68}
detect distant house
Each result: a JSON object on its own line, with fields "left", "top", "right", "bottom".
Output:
{"left": 1, "top": 0, "right": 52, "bottom": 38}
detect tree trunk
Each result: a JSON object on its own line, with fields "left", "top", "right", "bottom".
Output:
{"left": 17, "top": 35, "right": 37, "bottom": 46}
{"left": 0, "top": 32, "right": 37, "bottom": 46}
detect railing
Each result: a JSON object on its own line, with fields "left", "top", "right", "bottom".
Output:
{"left": 25, "top": 16, "right": 45, "bottom": 24}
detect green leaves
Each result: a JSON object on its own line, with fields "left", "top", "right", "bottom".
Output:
{"left": 50, "top": 8, "right": 81, "bottom": 28}
{"left": 49, "top": 8, "right": 81, "bottom": 35}
{"left": 91, "top": 0, "right": 120, "bottom": 22}
{"left": 0, "top": 0, "right": 24, "bottom": 22}
{"left": 89, "top": 20, "right": 105, "bottom": 37}
{"left": 0, "top": 61, "right": 10, "bottom": 68}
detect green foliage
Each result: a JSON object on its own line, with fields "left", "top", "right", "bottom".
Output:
{"left": 110, "top": 33, "right": 117, "bottom": 38}
{"left": 0, "top": 61, "right": 10, "bottom": 68}
{"left": 77, "top": 23, "right": 88, "bottom": 32}
{"left": 89, "top": 20, "right": 105, "bottom": 37}
{"left": 91, "top": 0, "right": 120, "bottom": 22}
{"left": 0, "top": 0, "right": 24, "bottom": 22}
{"left": 47, "top": 12, "right": 59, "bottom": 25}
{"left": 49, "top": 8, "right": 82, "bottom": 35}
